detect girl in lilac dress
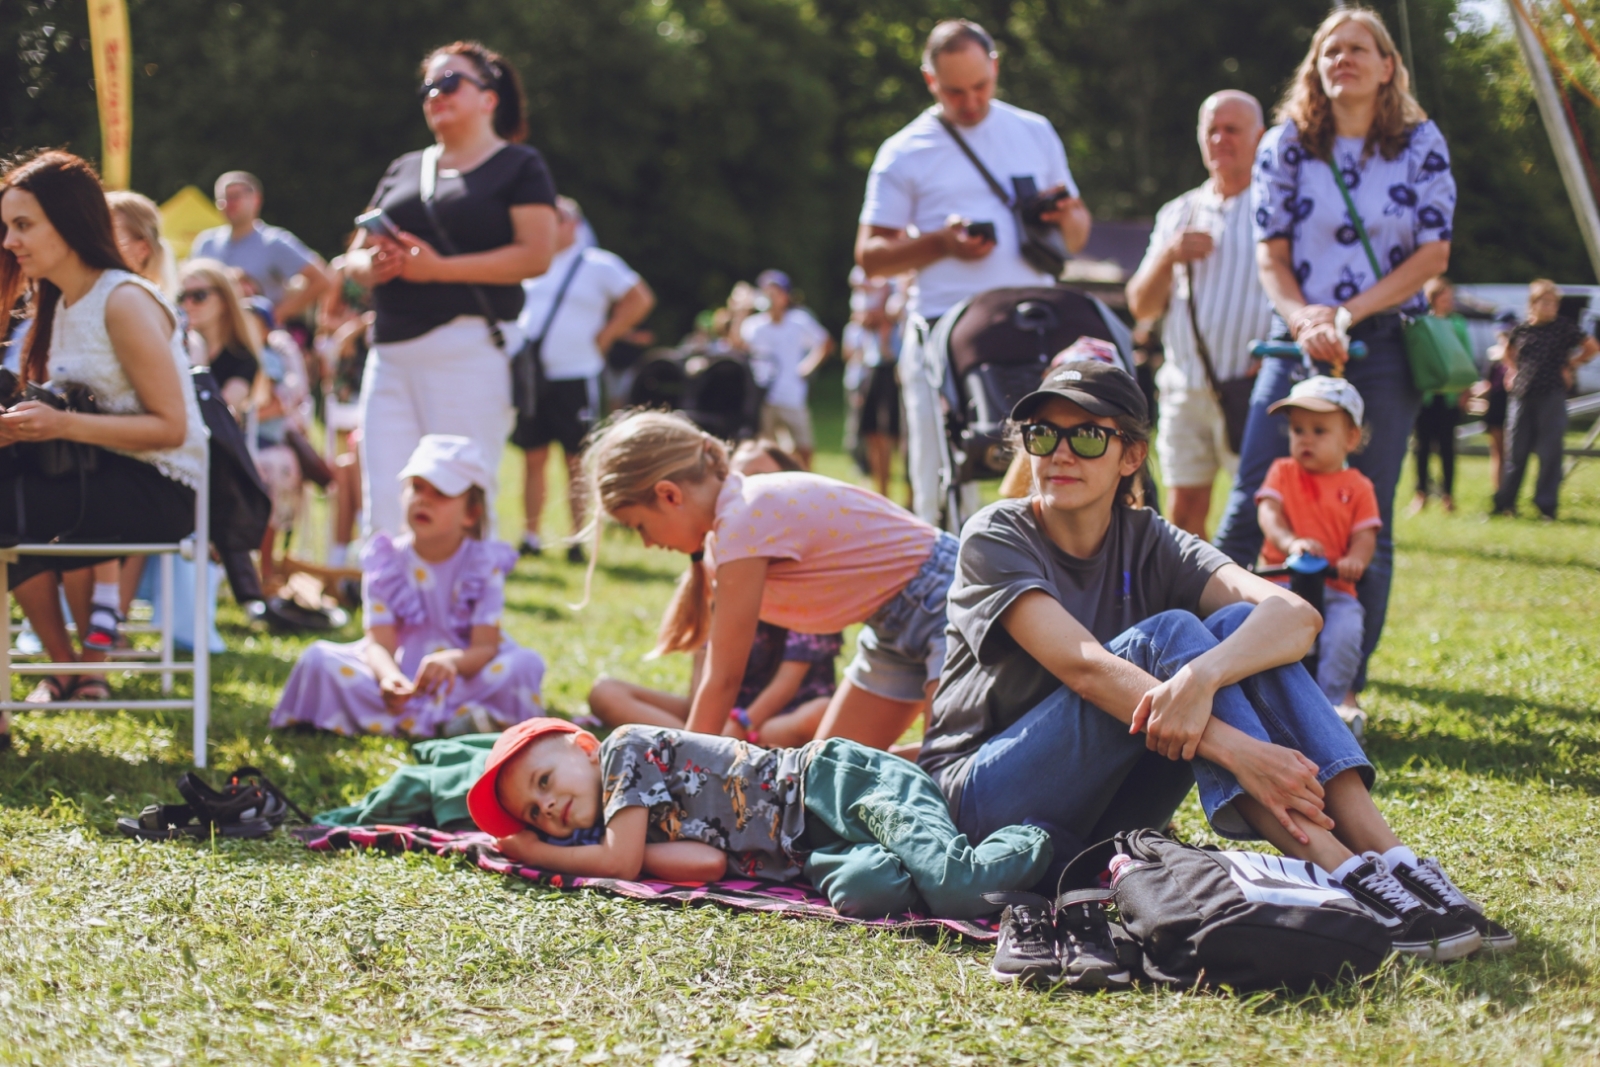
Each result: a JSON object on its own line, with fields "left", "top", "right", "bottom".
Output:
{"left": 271, "top": 436, "right": 545, "bottom": 738}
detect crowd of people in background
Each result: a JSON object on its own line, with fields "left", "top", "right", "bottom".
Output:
{"left": 7, "top": 4, "right": 1584, "bottom": 973}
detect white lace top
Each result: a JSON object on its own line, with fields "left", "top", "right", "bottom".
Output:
{"left": 46, "top": 269, "right": 207, "bottom": 490}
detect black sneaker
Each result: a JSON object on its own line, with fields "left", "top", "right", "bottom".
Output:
{"left": 519, "top": 539, "right": 542, "bottom": 558}
{"left": 984, "top": 891, "right": 1060, "bottom": 984}
{"left": 1338, "top": 853, "right": 1483, "bottom": 961}
{"left": 1392, "top": 857, "right": 1517, "bottom": 953}
{"left": 566, "top": 544, "right": 586, "bottom": 565}
{"left": 1054, "top": 889, "right": 1133, "bottom": 989}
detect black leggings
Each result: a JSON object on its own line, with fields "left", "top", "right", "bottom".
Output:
{"left": 0, "top": 449, "right": 196, "bottom": 589}
{"left": 1413, "top": 394, "right": 1458, "bottom": 497}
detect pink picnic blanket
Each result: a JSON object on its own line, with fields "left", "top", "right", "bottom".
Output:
{"left": 296, "top": 824, "right": 999, "bottom": 941}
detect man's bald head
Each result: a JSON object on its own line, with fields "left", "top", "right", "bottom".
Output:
{"left": 1198, "top": 90, "right": 1264, "bottom": 132}
{"left": 1197, "top": 90, "right": 1265, "bottom": 195}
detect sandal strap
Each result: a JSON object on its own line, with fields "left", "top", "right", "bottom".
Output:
{"left": 137, "top": 802, "right": 204, "bottom": 834}
{"left": 227, "top": 765, "right": 312, "bottom": 825}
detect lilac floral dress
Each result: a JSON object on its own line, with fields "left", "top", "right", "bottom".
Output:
{"left": 270, "top": 534, "right": 546, "bottom": 738}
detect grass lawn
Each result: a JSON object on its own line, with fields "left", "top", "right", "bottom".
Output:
{"left": 3, "top": 375, "right": 1599, "bottom": 1065}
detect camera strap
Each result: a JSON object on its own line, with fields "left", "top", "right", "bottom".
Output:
{"left": 936, "top": 114, "right": 1015, "bottom": 210}
{"left": 417, "top": 144, "right": 508, "bottom": 352}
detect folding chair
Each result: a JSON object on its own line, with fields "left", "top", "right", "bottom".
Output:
{"left": 0, "top": 451, "right": 213, "bottom": 766}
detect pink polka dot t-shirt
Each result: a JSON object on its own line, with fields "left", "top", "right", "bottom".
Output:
{"left": 709, "top": 471, "right": 938, "bottom": 633}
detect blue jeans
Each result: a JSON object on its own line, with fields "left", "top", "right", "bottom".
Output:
{"left": 954, "top": 603, "right": 1372, "bottom": 868}
{"left": 1316, "top": 589, "right": 1365, "bottom": 706}
{"left": 1212, "top": 314, "right": 1420, "bottom": 691}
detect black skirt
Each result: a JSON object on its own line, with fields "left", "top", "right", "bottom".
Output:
{"left": 0, "top": 448, "right": 196, "bottom": 589}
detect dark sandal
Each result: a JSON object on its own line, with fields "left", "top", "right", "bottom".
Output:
{"left": 220, "top": 765, "right": 311, "bottom": 827}
{"left": 84, "top": 606, "right": 124, "bottom": 651}
{"left": 116, "top": 802, "right": 272, "bottom": 840}
{"left": 176, "top": 767, "right": 309, "bottom": 832}
{"left": 70, "top": 676, "right": 112, "bottom": 702}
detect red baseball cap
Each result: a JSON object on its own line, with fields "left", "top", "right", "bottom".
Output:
{"left": 467, "top": 717, "right": 600, "bottom": 838}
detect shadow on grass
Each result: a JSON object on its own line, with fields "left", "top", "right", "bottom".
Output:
{"left": 1401, "top": 538, "right": 1600, "bottom": 576}
{"left": 594, "top": 561, "right": 680, "bottom": 584}
{"left": 1367, "top": 680, "right": 1600, "bottom": 791}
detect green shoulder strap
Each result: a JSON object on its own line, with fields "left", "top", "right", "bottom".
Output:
{"left": 1328, "top": 159, "right": 1386, "bottom": 282}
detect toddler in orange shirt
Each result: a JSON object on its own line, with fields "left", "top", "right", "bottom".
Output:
{"left": 1255, "top": 376, "right": 1379, "bottom": 725}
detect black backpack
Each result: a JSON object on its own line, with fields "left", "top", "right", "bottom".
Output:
{"left": 1064, "top": 830, "right": 1392, "bottom": 991}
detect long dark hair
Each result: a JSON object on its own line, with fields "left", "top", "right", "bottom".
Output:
{"left": 0, "top": 150, "right": 129, "bottom": 383}
{"left": 422, "top": 41, "right": 528, "bottom": 144}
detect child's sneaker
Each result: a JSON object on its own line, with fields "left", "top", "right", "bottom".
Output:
{"left": 83, "top": 604, "right": 123, "bottom": 652}
{"left": 983, "top": 892, "right": 1059, "bottom": 985}
{"left": 1337, "top": 853, "right": 1482, "bottom": 961}
{"left": 1053, "top": 889, "right": 1132, "bottom": 990}
{"left": 1391, "top": 856, "right": 1517, "bottom": 953}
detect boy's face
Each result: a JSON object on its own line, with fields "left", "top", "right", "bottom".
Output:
{"left": 495, "top": 734, "right": 603, "bottom": 838}
{"left": 1286, "top": 407, "right": 1361, "bottom": 475}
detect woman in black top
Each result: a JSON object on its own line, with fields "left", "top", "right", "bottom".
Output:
{"left": 345, "top": 40, "right": 558, "bottom": 537}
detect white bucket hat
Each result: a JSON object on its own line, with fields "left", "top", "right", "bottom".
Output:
{"left": 397, "top": 435, "right": 493, "bottom": 497}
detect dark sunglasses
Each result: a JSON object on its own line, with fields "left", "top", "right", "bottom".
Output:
{"left": 179, "top": 287, "right": 215, "bottom": 305}
{"left": 418, "top": 69, "right": 489, "bottom": 102}
{"left": 1019, "top": 420, "right": 1129, "bottom": 460}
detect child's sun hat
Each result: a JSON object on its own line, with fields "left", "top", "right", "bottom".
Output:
{"left": 398, "top": 434, "right": 494, "bottom": 496}
{"left": 1268, "top": 375, "right": 1366, "bottom": 426}
{"left": 466, "top": 717, "right": 600, "bottom": 837}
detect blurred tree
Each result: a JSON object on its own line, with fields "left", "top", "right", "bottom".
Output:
{"left": 3, "top": 0, "right": 1597, "bottom": 336}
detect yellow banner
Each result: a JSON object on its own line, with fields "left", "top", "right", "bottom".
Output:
{"left": 85, "top": 0, "right": 133, "bottom": 190}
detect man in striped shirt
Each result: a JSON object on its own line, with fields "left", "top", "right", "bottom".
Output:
{"left": 1126, "top": 91, "right": 1273, "bottom": 537}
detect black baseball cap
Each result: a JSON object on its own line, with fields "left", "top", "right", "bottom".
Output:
{"left": 1011, "top": 360, "right": 1148, "bottom": 423}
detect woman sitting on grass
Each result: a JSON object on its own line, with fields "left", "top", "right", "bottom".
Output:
{"left": 579, "top": 410, "right": 953, "bottom": 752}
{"left": 270, "top": 434, "right": 546, "bottom": 738}
{"left": 918, "top": 360, "right": 1512, "bottom": 965}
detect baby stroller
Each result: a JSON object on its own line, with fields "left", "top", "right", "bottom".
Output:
{"left": 627, "top": 348, "right": 763, "bottom": 441}
{"left": 923, "top": 285, "right": 1137, "bottom": 527}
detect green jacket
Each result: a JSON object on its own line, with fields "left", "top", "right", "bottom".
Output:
{"left": 314, "top": 734, "right": 498, "bottom": 830}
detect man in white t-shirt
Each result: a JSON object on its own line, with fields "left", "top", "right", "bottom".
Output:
{"left": 737, "top": 269, "right": 833, "bottom": 468}
{"left": 856, "top": 19, "right": 1091, "bottom": 525}
{"left": 1126, "top": 91, "right": 1272, "bottom": 537}
{"left": 513, "top": 197, "right": 655, "bottom": 561}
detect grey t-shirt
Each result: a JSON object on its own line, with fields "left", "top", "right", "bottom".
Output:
{"left": 190, "top": 221, "right": 319, "bottom": 309}
{"left": 600, "top": 725, "right": 813, "bottom": 882}
{"left": 918, "top": 499, "right": 1232, "bottom": 809}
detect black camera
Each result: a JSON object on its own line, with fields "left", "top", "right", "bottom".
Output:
{"left": 1020, "top": 189, "right": 1069, "bottom": 227}
{"left": 964, "top": 220, "right": 997, "bottom": 243}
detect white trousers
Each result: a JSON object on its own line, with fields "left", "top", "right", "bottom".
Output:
{"left": 359, "top": 315, "right": 519, "bottom": 538}
{"left": 898, "top": 320, "right": 977, "bottom": 530}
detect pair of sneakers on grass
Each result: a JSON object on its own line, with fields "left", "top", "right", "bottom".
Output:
{"left": 989, "top": 847, "right": 1516, "bottom": 987}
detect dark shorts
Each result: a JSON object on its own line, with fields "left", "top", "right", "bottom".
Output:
{"left": 0, "top": 449, "right": 197, "bottom": 589}
{"left": 511, "top": 375, "right": 601, "bottom": 453}
{"left": 858, "top": 362, "right": 901, "bottom": 438}
{"left": 1485, "top": 388, "right": 1508, "bottom": 429}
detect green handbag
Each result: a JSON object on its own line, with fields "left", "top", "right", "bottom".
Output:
{"left": 1328, "top": 163, "right": 1479, "bottom": 394}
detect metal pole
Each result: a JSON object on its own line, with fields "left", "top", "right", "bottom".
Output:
{"left": 159, "top": 553, "right": 174, "bottom": 694}
{"left": 1508, "top": 0, "right": 1600, "bottom": 279}
{"left": 191, "top": 457, "right": 211, "bottom": 770}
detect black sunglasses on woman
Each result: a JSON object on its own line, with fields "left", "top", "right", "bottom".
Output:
{"left": 1018, "top": 420, "right": 1130, "bottom": 460}
{"left": 417, "top": 69, "right": 489, "bottom": 102}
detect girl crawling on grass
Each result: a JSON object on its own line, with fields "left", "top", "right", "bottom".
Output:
{"left": 586, "top": 440, "right": 842, "bottom": 748}
{"left": 467, "top": 717, "right": 1051, "bottom": 919}
{"left": 270, "top": 435, "right": 545, "bottom": 738}
{"left": 577, "top": 410, "right": 952, "bottom": 752}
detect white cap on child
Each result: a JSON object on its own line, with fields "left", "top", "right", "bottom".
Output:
{"left": 1268, "top": 375, "right": 1365, "bottom": 426}
{"left": 396, "top": 435, "right": 493, "bottom": 497}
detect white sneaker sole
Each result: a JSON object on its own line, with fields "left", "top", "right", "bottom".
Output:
{"left": 1392, "top": 927, "right": 1483, "bottom": 962}
{"left": 989, "top": 962, "right": 1060, "bottom": 985}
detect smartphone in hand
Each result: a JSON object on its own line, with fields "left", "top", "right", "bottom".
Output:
{"left": 354, "top": 208, "right": 403, "bottom": 243}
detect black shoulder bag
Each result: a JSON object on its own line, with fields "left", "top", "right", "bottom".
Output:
{"left": 936, "top": 114, "right": 1069, "bottom": 277}
{"left": 416, "top": 145, "right": 560, "bottom": 422}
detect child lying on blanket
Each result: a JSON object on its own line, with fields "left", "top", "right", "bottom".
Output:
{"left": 467, "top": 718, "right": 1052, "bottom": 919}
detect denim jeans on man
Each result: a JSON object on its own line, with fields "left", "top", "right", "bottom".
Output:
{"left": 954, "top": 602, "right": 1372, "bottom": 872}
{"left": 1492, "top": 389, "right": 1568, "bottom": 517}
{"left": 1212, "top": 315, "right": 1420, "bottom": 691}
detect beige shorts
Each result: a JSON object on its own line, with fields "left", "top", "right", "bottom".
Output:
{"left": 760, "top": 402, "right": 815, "bottom": 452}
{"left": 1156, "top": 385, "right": 1237, "bottom": 489}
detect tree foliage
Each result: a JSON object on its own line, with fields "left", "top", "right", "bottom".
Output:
{"left": 4, "top": 0, "right": 1599, "bottom": 334}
